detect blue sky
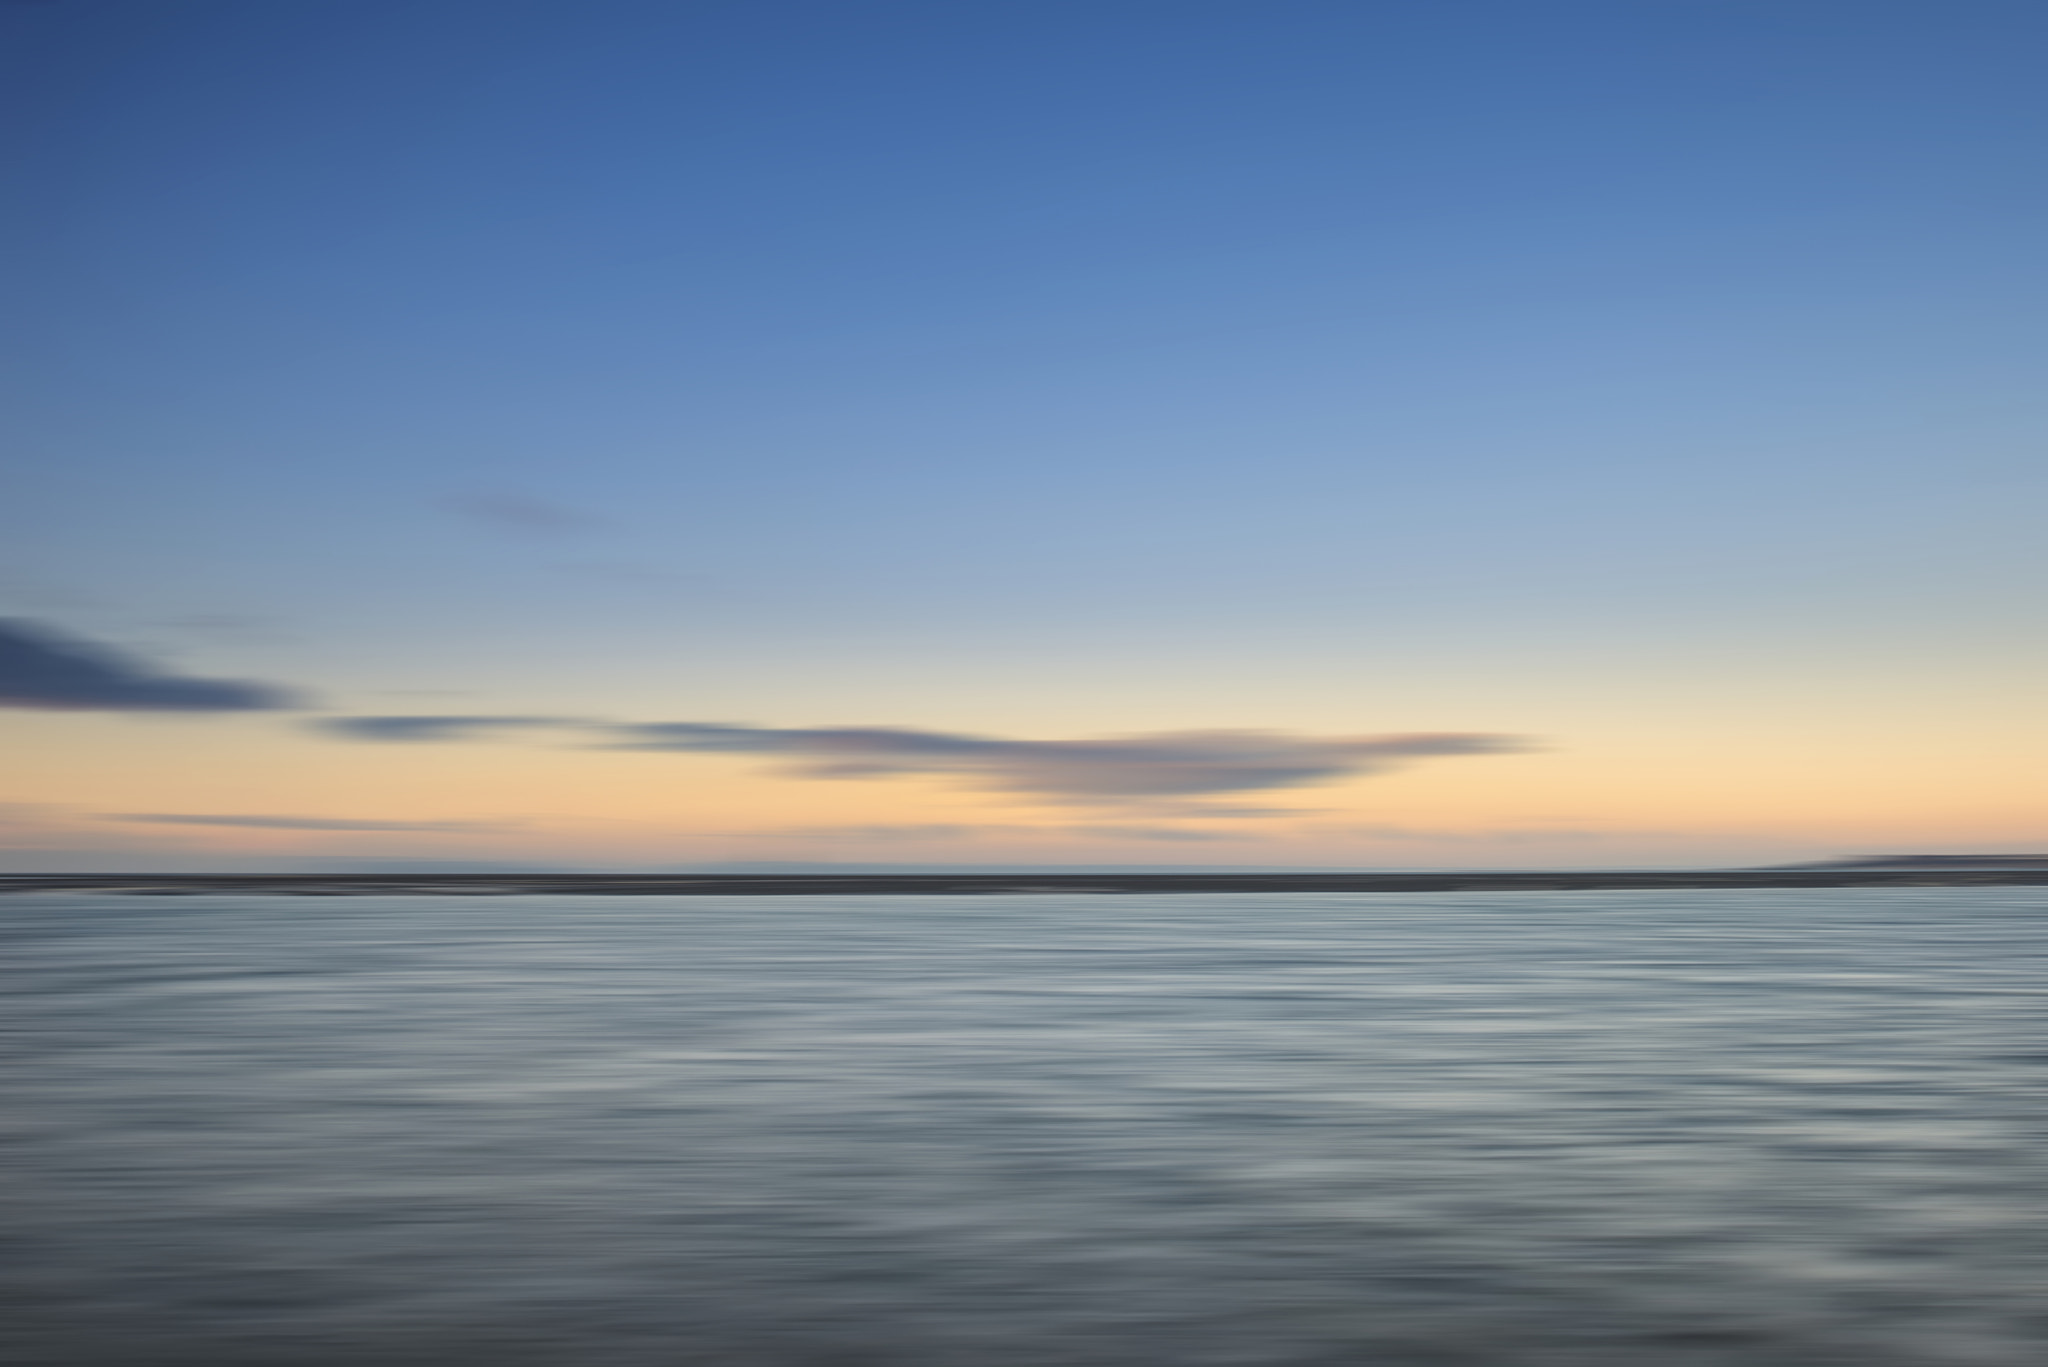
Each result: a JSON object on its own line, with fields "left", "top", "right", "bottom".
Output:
{"left": 5, "top": 1, "right": 2044, "bottom": 869}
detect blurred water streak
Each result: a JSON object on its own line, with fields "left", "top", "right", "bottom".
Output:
{"left": 6, "top": 889, "right": 2046, "bottom": 1366}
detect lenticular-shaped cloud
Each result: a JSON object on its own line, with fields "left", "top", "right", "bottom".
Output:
{"left": 601, "top": 723, "right": 1528, "bottom": 806}
{"left": 0, "top": 619, "right": 297, "bottom": 711}
{"left": 313, "top": 715, "right": 569, "bottom": 742}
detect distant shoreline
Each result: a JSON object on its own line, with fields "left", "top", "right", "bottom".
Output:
{"left": 5, "top": 870, "right": 2048, "bottom": 897}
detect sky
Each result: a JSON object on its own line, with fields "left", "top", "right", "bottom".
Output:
{"left": 4, "top": 0, "right": 2044, "bottom": 871}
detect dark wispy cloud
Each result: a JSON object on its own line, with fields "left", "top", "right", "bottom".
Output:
{"left": 599, "top": 724, "right": 1528, "bottom": 808}
{"left": 312, "top": 715, "right": 571, "bottom": 742}
{"left": 0, "top": 619, "right": 297, "bottom": 711}
{"left": 106, "top": 813, "right": 506, "bottom": 832}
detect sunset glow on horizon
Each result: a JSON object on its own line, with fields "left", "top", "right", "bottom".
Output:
{"left": 7, "top": 0, "right": 2044, "bottom": 871}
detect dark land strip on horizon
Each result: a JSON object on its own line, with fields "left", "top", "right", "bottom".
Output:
{"left": 5, "top": 870, "right": 2048, "bottom": 896}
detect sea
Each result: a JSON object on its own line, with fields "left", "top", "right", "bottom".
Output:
{"left": 6, "top": 888, "right": 2046, "bottom": 1367}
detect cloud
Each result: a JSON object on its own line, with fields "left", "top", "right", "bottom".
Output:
{"left": 1069, "top": 824, "right": 1233, "bottom": 842}
{"left": 441, "top": 492, "right": 607, "bottom": 536}
{"left": 768, "top": 823, "right": 992, "bottom": 841}
{"left": 313, "top": 715, "right": 570, "bottom": 742}
{"left": 106, "top": 813, "right": 506, "bottom": 832}
{"left": 0, "top": 619, "right": 297, "bottom": 711}
{"left": 752, "top": 822, "right": 1235, "bottom": 843}
{"left": 600, "top": 723, "right": 1528, "bottom": 808}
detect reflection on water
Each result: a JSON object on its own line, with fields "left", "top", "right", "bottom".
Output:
{"left": 6, "top": 889, "right": 2046, "bottom": 1366}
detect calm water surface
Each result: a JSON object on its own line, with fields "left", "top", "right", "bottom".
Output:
{"left": 6, "top": 889, "right": 2046, "bottom": 1366}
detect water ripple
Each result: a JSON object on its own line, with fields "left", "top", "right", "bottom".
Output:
{"left": 6, "top": 889, "right": 2046, "bottom": 1365}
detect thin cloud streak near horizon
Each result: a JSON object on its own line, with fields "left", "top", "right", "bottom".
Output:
{"left": 107, "top": 813, "right": 509, "bottom": 833}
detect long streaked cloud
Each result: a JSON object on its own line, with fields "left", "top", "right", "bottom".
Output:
{"left": 1077, "top": 824, "right": 1233, "bottom": 842}
{"left": 312, "top": 715, "right": 572, "bottom": 742}
{"left": 106, "top": 813, "right": 507, "bottom": 832}
{"left": 0, "top": 618, "right": 297, "bottom": 711}
{"left": 598, "top": 723, "right": 1528, "bottom": 807}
